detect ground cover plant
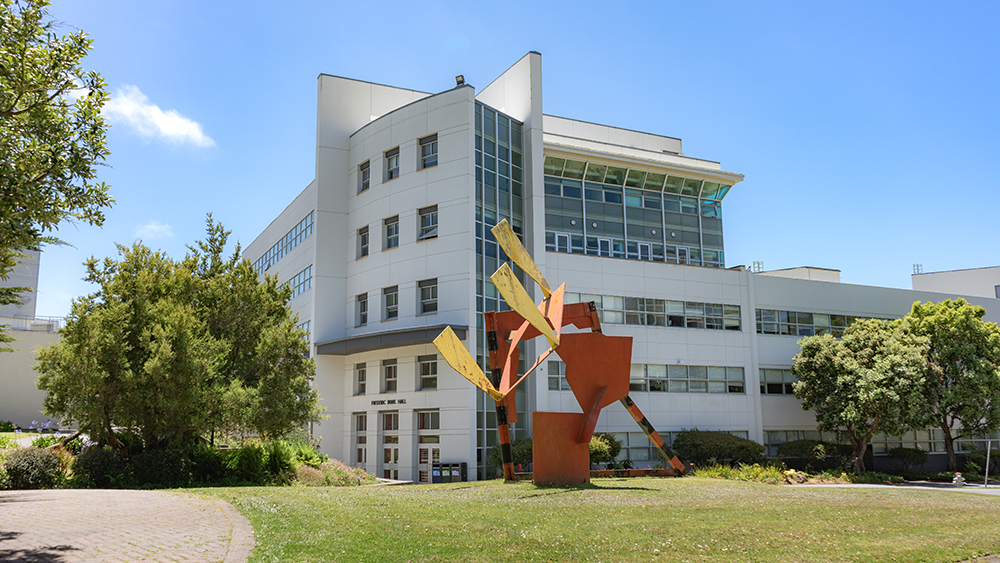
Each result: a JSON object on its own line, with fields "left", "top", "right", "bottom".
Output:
{"left": 203, "top": 477, "right": 1000, "bottom": 563}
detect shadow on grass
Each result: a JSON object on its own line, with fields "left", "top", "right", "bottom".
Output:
{"left": 520, "top": 482, "right": 657, "bottom": 498}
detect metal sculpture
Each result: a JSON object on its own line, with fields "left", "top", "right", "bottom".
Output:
{"left": 434, "top": 219, "right": 685, "bottom": 484}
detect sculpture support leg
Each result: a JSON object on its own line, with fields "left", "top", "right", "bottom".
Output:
{"left": 496, "top": 402, "right": 516, "bottom": 481}
{"left": 619, "top": 395, "right": 685, "bottom": 472}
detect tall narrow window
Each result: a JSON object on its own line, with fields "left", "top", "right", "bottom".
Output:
{"left": 419, "top": 355, "right": 437, "bottom": 390}
{"left": 419, "top": 134, "right": 438, "bottom": 169}
{"left": 385, "top": 147, "right": 400, "bottom": 180}
{"left": 354, "top": 413, "right": 367, "bottom": 464}
{"left": 417, "top": 205, "right": 438, "bottom": 241}
{"left": 358, "top": 161, "right": 370, "bottom": 193}
{"left": 383, "top": 286, "right": 398, "bottom": 320}
{"left": 357, "top": 293, "right": 368, "bottom": 326}
{"left": 357, "top": 226, "right": 369, "bottom": 258}
{"left": 418, "top": 278, "right": 438, "bottom": 314}
{"left": 384, "top": 216, "right": 399, "bottom": 249}
{"left": 383, "top": 359, "right": 397, "bottom": 393}
{"left": 355, "top": 363, "right": 367, "bottom": 395}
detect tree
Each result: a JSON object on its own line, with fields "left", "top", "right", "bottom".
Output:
{"left": 1, "top": 0, "right": 113, "bottom": 346}
{"left": 35, "top": 218, "right": 322, "bottom": 451}
{"left": 903, "top": 299, "right": 1000, "bottom": 471}
{"left": 792, "top": 319, "right": 929, "bottom": 473}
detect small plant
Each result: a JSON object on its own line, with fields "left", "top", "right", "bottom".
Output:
{"left": 6, "top": 447, "right": 62, "bottom": 489}
{"left": 589, "top": 435, "right": 612, "bottom": 465}
{"left": 31, "top": 435, "right": 62, "bottom": 449}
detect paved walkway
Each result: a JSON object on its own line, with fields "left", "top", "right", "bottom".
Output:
{"left": 0, "top": 489, "right": 254, "bottom": 562}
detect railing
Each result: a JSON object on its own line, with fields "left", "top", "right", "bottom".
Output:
{"left": 0, "top": 315, "right": 65, "bottom": 333}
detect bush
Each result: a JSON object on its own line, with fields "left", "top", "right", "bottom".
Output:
{"left": 672, "top": 430, "right": 765, "bottom": 467}
{"left": 589, "top": 435, "right": 612, "bottom": 464}
{"left": 131, "top": 447, "right": 193, "bottom": 487}
{"left": 31, "top": 435, "right": 62, "bottom": 449}
{"left": 776, "top": 439, "right": 852, "bottom": 471}
{"left": 264, "top": 440, "right": 297, "bottom": 481}
{"left": 290, "top": 440, "right": 327, "bottom": 469}
{"left": 593, "top": 432, "right": 622, "bottom": 461}
{"left": 228, "top": 443, "right": 268, "bottom": 484}
{"left": 0, "top": 420, "right": 17, "bottom": 432}
{"left": 487, "top": 437, "right": 533, "bottom": 469}
{"left": 6, "top": 448, "right": 62, "bottom": 489}
{"left": 888, "top": 447, "right": 929, "bottom": 472}
{"left": 72, "top": 447, "right": 128, "bottom": 488}
{"left": 187, "top": 444, "right": 228, "bottom": 484}
{"left": 962, "top": 446, "right": 1000, "bottom": 476}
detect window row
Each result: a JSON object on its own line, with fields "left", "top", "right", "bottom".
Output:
{"left": 543, "top": 156, "right": 733, "bottom": 201}
{"left": 354, "top": 356, "right": 439, "bottom": 395}
{"left": 355, "top": 279, "right": 437, "bottom": 326}
{"left": 545, "top": 178, "right": 720, "bottom": 217}
{"left": 356, "top": 206, "right": 438, "bottom": 258}
{"left": 547, "top": 361, "right": 746, "bottom": 394}
{"left": 357, "top": 134, "right": 438, "bottom": 194}
{"left": 287, "top": 265, "right": 312, "bottom": 299}
{"left": 564, "top": 292, "right": 742, "bottom": 331}
{"left": 546, "top": 232, "right": 722, "bottom": 267}
{"left": 763, "top": 428, "right": 1000, "bottom": 457}
{"left": 601, "top": 430, "right": 749, "bottom": 464}
{"left": 253, "top": 211, "right": 314, "bottom": 275}
{"left": 755, "top": 309, "right": 891, "bottom": 337}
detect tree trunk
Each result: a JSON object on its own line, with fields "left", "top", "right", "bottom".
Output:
{"left": 851, "top": 443, "right": 867, "bottom": 473}
{"left": 942, "top": 425, "right": 957, "bottom": 471}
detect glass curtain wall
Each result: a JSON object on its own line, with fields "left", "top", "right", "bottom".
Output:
{"left": 474, "top": 102, "right": 528, "bottom": 480}
{"left": 543, "top": 156, "right": 730, "bottom": 268}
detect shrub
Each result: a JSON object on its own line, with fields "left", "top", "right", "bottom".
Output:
{"left": 672, "top": 430, "right": 765, "bottom": 467}
{"left": 962, "top": 446, "right": 1000, "bottom": 476}
{"left": 888, "top": 447, "right": 929, "bottom": 472}
{"left": 31, "top": 435, "right": 62, "bottom": 449}
{"left": 0, "top": 436, "right": 13, "bottom": 449}
{"left": 264, "top": 440, "right": 297, "bottom": 481}
{"left": 187, "top": 444, "right": 228, "bottom": 484}
{"left": 295, "top": 464, "right": 326, "bottom": 486}
{"left": 290, "top": 440, "right": 327, "bottom": 469}
{"left": 228, "top": 443, "right": 268, "bottom": 484}
{"left": 777, "top": 439, "right": 852, "bottom": 471}
{"left": 487, "top": 437, "right": 533, "bottom": 469}
{"left": 6, "top": 448, "right": 62, "bottom": 489}
{"left": 131, "top": 447, "right": 193, "bottom": 487}
{"left": 589, "top": 435, "right": 612, "bottom": 464}
{"left": 73, "top": 447, "right": 128, "bottom": 488}
{"left": 0, "top": 420, "right": 17, "bottom": 432}
{"left": 319, "top": 459, "right": 377, "bottom": 486}
{"left": 593, "top": 432, "right": 622, "bottom": 461}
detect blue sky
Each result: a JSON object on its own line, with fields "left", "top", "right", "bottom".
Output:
{"left": 31, "top": 0, "right": 1000, "bottom": 317}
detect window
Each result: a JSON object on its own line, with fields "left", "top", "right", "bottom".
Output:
{"left": 356, "top": 294, "right": 368, "bottom": 326}
{"left": 418, "top": 205, "right": 438, "bottom": 241}
{"left": 357, "top": 226, "right": 369, "bottom": 258}
{"left": 417, "top": 409, "right": 440, "bottom": 430}
{"left": 383, "top": 359, "right": 397, "bottom": 393}
{"left": 419, "top": 355, "right": 437, "bottom": 390}
{"left": 419, "top": 134, "right": 438, "bottom": 169}
{"left": 354, "top": 413, "right": 367, "bottom": 464}
{"left": 548, "top": 360, "right": 570, "bottom": 391}
{"left": 418, "top": 278, "right": 437, "bottom": 314}
{"left": 384, "top": 216, "right": 399, "bottom": 250}
{"left": 358, "top": 161, "right": 370, "bottom": 193}
{"left": 385, "top": 147, "right": 400, "bottom": 180}
{"left": 288, "top": 265, "right": 312, "bottom": 299}
{"left": 383, "top": 286, "right": 398, "bottom": 320}
{"left": 253, "top": 211, "right": 315, "bottom": 275}
{"left": 355, "top": 363, "right": 366, "bottom": 395}
{"left": 383, "top": 410, "right": 399, "bottom": 430}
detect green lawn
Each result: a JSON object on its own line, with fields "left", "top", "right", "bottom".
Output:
{"left": 203, "top": 478, "right": 1000, "bottom": 563}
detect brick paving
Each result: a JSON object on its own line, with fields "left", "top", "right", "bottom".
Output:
{"left": 0, "top": 489, "right": 254, "bottom": 562}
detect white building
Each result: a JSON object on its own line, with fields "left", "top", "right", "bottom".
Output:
{"left": 246, "top": 53, "right": 1000, "bottom": 481}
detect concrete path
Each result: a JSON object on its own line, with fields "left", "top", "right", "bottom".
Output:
{"left": 0, "top": 489, "right": 254, "bottom": 562}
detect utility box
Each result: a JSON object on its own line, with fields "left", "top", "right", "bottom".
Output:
{"left": 432, "top": 462, "right": 468, "bottom": 483}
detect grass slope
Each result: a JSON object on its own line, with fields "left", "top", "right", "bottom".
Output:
{"left": 203, "top": 477, "right": 1000, "bottom": 563}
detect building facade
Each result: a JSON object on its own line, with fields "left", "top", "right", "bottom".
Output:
{"left": 246, "top": 53, "right": 1000, "bottom": 481}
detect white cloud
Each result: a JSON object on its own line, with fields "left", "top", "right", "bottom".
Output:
{"left": 104, "top": 85, "right": 215, "bottom": 148}
{"left": 135, "top": 220, "right": 174, "bottom": 240}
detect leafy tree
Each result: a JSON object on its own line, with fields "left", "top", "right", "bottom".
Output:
{"left": 1, "top": 0, "right": 112, "bottom": 347}
{"left": 35, "top": 218, "right": 322, "bottom": 451}
{"left": 792, "top": 319, "right": 929, "bottom": 473}
{"left": 903, "top": 299, "right": 1000, "bottom": 471}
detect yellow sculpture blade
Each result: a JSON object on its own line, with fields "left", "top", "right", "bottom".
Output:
{"left": 490, "top": 263, "right": 560, "bottom": 349}
{"left": 433, "top": 326, "right": 503, "bottom": 401}
{"left": 491, "top": 219, "right": 552, "bottom": 299}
